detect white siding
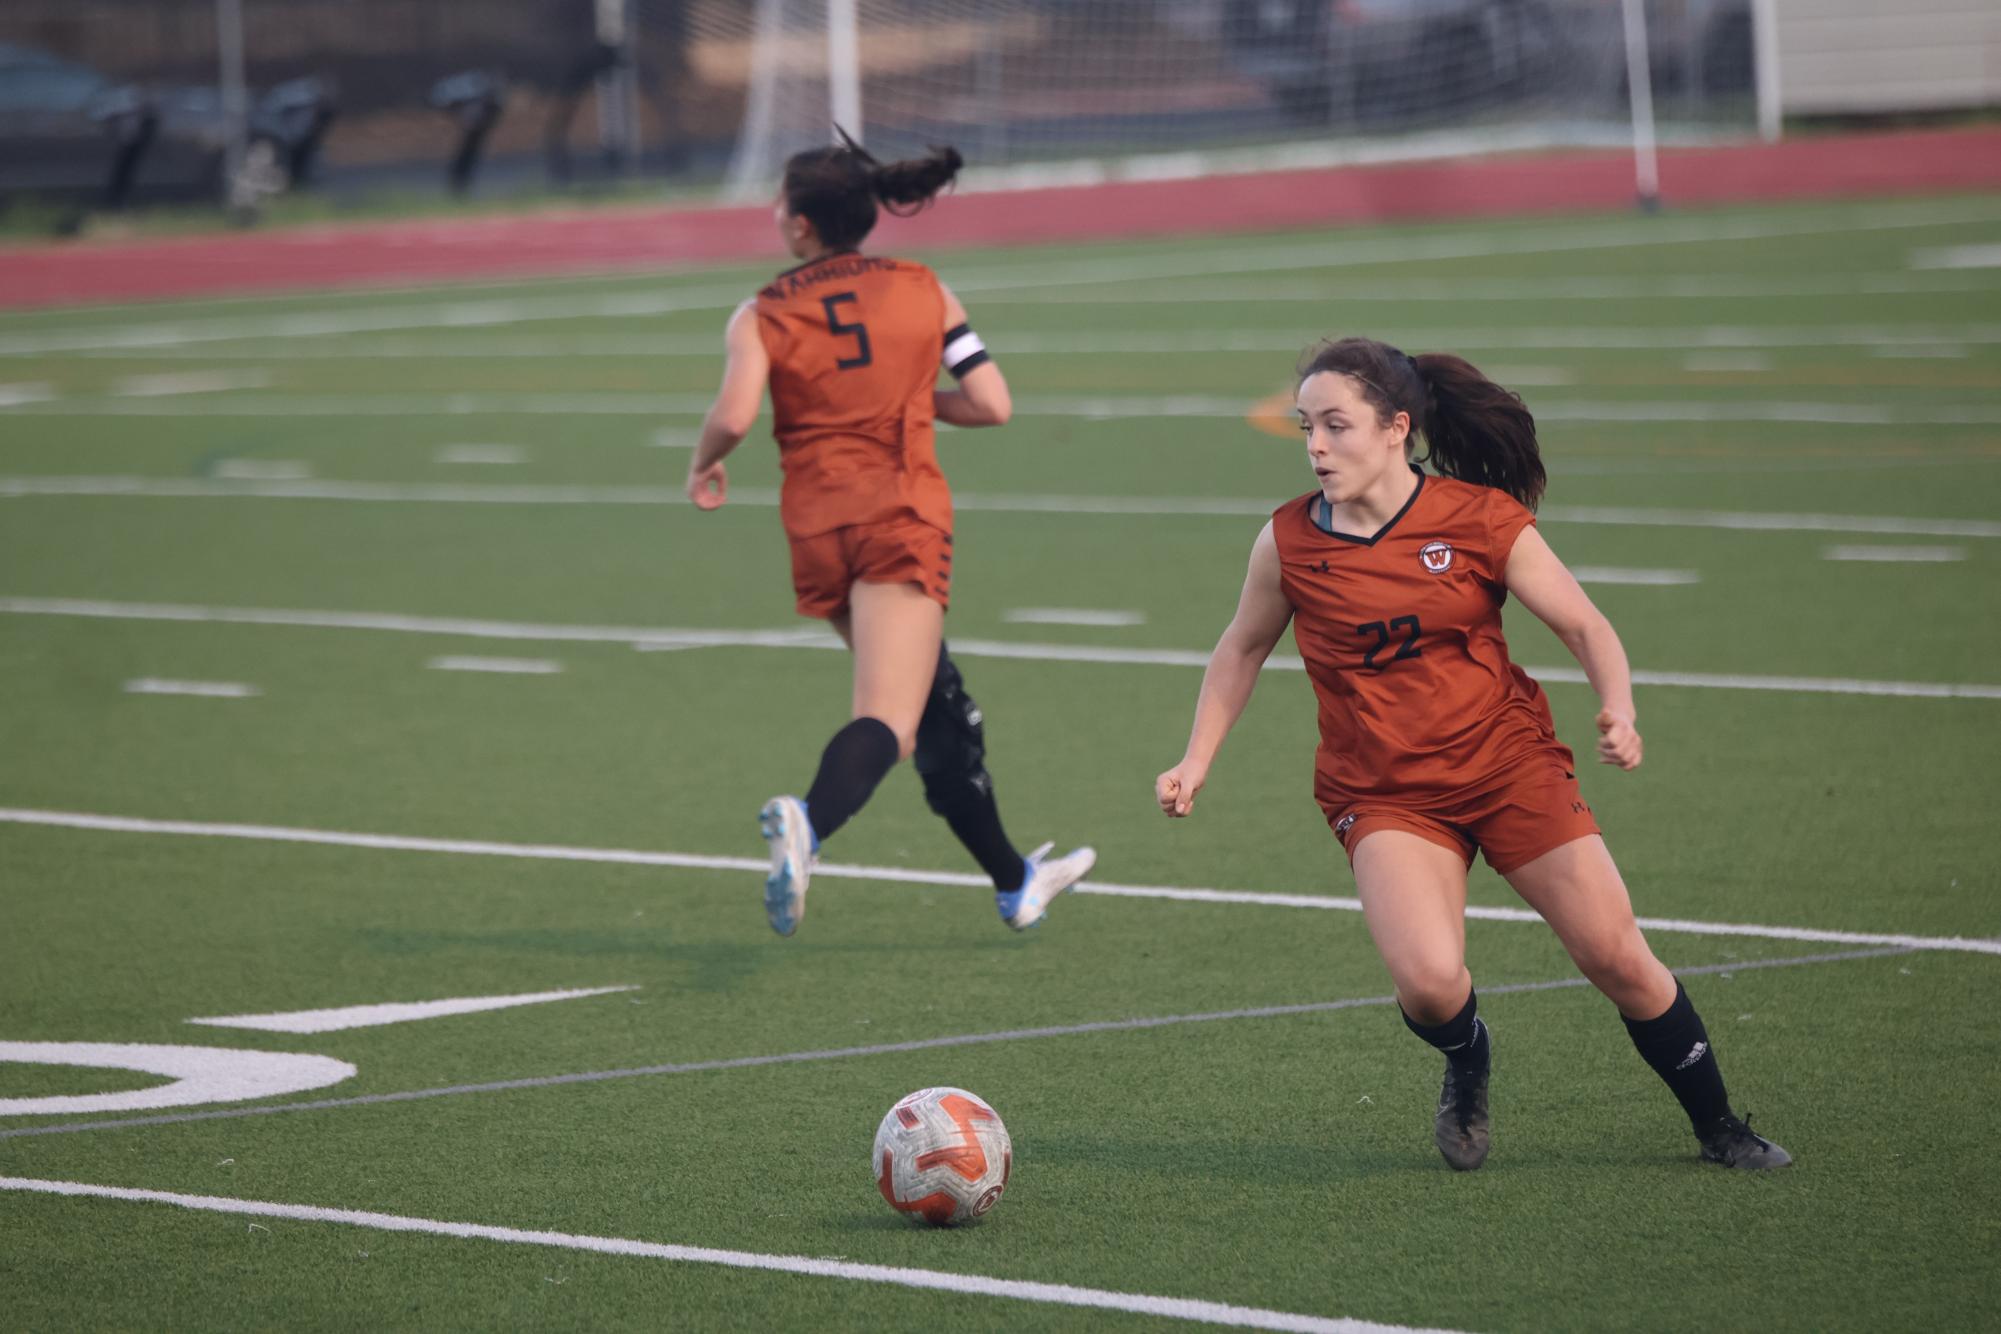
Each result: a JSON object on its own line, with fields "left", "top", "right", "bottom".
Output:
{"left": 1775, "top": 0, "right": 2001, "bottom": 114}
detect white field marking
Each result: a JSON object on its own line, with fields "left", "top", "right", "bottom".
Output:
{"left": 1822, "top": 544, "right": 1967, "bottom": 563}
{"left": 122, "top": 678, "right": 259, "bottom": 698}
{"left": 984, "top": 270, "right": 2001, "bottom": 304}
{"left": 186, "top": 985, "right": 637, "bottom": 1034}
{"left": 1869, "top": 344, "right": 1969, "bottom": 359}
{"left": 0, "top": 1044, "right": 353, "bottom": 1116}
{"left": 210, "top": 459, "right": 312, "bottom": 481}
{"left": 5, "top": 807, "right": 1999, "bottom": 956}
{"left": 9, "top": 392, "right": 2001, "bottom": 427}
{"left": 648, "top": 428, "right": 695, "bottom": 448}
{"left": 11, "top": 598, "right": 2001, "bottom": 699}
{"left": 1003, "top": 607, "right": 1148, "bottom": 627}
{"left": 1683, "top": 351, "right": 1773, "bottom": 373}
{"left": 6, "top": 474, "right": 1997, "bottom": 540}
{"left": 0, "top": 1179, "right": 1461, "bottom": 1334}
{"left": 1910, "top": 243, "right": 2001, "bottom": 269}
{"left": 0, "top": 382, "right": 53, "bottom": 407}
{"left": 434, "top": 444, "right": 526, "bottom": 465}
{"left": 426, "top": 655, "right": 564, "bottom": 674}
{"left": 111, "top": 370, "right": 271, "bottom": 398}
{"left": 9, "top": 196, "right": 2001, "bottom": 360}
{"left": 1567, "top": 566, "right": 1702, "bottom": 586}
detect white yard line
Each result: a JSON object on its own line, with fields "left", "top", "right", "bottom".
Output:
{"left": 111, "top": 370, "right": 271, "bottom": 398}
{"left": 0, "top": 1177, "right": 1461, "bottom": 1334}
{"left": 0, "top": 382, "right": 54, "bottom": 407}
{"left": 8, "top": 475, "right": 1999, "bottom": 540}
{"left": 985, "top": 271, "right": 2001, "bottom": 304}
{"left": 121, "top": 678, "right": 259, "bottom": 699}
{"left": 1909, "top": 243, "right": 2001, "bottom": 269}
{"left": 7, "top": 197, "right": 2000, "bottom": 359}
{"left": 434, "top": 444, "right": 527, "bottom": 466}
{"left": 186, "top": 986, "right": 637, "bottom": 1034}
{"left": 1682, "top": 352, "right": 1774, "bottom": 373}
{"left": 1004, "top": 608, "right": 1148, "bottom": 627}
{"left": 3, "top": 807, "right": 1996, "bottom": 956}
{"left": 8, "top": 598, "right": 1999, "bottom": 699}
{"left": 426, "top": 655, "right": 564, "bottom": 674}
{"left": 1822, "top": 545, "right": 1967, "bottom": 563}
{"left": 1568, "top": 567, "right": 1702, "bottom": 586}
{"left": 210, "top": 460, "right": 312, "bottom": 481}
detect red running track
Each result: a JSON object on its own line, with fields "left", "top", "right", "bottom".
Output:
{"left": 3, "top": 126, "right": 1998, "bottom": 311}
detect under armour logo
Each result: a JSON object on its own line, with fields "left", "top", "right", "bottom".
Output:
{"left": 1313, "top": 560, "right": 1332, "bottom": 574}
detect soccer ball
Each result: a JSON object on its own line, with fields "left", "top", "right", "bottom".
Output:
{"left": 872, "top": 1086, "right": 1012, "bottom": 1226}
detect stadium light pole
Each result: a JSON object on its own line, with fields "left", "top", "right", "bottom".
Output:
{"left": 1619, "top": 0, "right": 1662, "bottom": 212}
{"left": 215, "top": 0, "right": 249, "bottom": 213}
{"left": 828, "top": 0, "right": 863, "bottom": 141}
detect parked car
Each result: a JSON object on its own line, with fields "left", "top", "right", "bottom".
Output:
{"left": 0, "top": 44, "right": 229, "bottom": 208}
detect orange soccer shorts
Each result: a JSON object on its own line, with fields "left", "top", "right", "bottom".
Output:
{"left": 1323, "top": 753, "right": 1602, "bottom": 876}
{"left": 787, "top": 518, "right": 953, "bottom": 619}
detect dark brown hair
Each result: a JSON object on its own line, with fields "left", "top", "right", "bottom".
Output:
{"left": 781, "top": 127, "right": 963, "bottom": 251}
{"left": 1295, "top": 336, "right": 1546, "bottom": 511}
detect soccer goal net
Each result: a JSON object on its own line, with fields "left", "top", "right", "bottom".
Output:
{"left": 715, "top": 0, "right": 1759, "bottom": 199}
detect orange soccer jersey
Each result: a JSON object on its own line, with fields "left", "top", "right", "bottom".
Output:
{"left": 755, "top": 251, "right": 952, "bottom": 541}
{"left": 1271, "top": 469, "right": 1574, "bottom": 817}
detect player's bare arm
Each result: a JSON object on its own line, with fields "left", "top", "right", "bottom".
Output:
{"left": 686, "top": 300, "right": 769, "bottom": 510}
{"left": 1504, "top": 525, "right": 1643, "bottom": 770}
{"left": 1157, "top": 521, "right": 1294, "bottom": 817}
{"left": 932, "top": 282, "right": 1011, "bottom": 428}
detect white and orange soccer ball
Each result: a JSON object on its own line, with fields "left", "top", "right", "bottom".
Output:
{"left": 872, "top": 1086, "right": 1012, "bottom": 1226}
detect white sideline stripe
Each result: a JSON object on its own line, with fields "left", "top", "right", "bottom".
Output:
{"left": 0, "top": 382, "right": 54, "bottom": 407}
{"left": 186, "top": 986, "right": 638, "bottom": 1034}
{"left": 0, "top": 1178, "right": 1455, "bottom": 1334}
{"left": 1568, "top": 566, "right": 1702, "bottom": 586}
{"left": 3, "top": 476, "right": 1999, "bottom": 542}
{"left": 9, "top": 392, "right": 2001, "bottom": 427}
{"left": 1822, "top": 545, "right": 1967, "bottom": 563}
{"left": 8, "top": 597, "right": 2000, "bottom": 699}
{"left": 6, "top": 197, "right": 1998, "bottom": 359}
{"left": 1682, "top": 352, "right": 1773, "bottom": 373}
{"left": 987, "top": 271, "right": 2001, "bottom": 304}
{"left": 426, "top": 655, "right": 564, "bottom": 675}
{"left": 210, "top": 459, "right": 311, "bottom": 481}
{"left": 111, "top": 370, "right": 270, "bottom": 398}
{"left": 434, "top": 444, "right": 526, "bottom": 465}
{"left": 122, "top": 678, "right": 258, "bottom": 698}
{"left": 3, "top": 807, "right": 1997, "bottom": 957}
{"left": 1004, "top": 607, "right": 1147, "bottom": 627}
{"left": 1910, "top": 243, "right": 2001, "bottom": 269}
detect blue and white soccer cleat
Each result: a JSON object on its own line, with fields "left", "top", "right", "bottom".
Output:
{"left": 996, "top": 841, "right": 1097, "bottom": 931}
{"left": 758, "top": 795, "right": 816, "bottom": 937}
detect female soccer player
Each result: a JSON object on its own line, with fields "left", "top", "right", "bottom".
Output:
{"left": 686, "top": 132, "right": 1094, "bottom": 938}
{"left": 1155, "top": 337, "right": 1788, "bottom": 1172}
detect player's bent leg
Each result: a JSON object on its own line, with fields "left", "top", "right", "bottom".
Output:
{"left": 1505, "top": 835, "right": 1791, "bottom": 1169}
{"left": 847, "top": 579, "right": 944, "bottom": 757}
{"left": 1352, "top": 830, "right": 1490, "bottom": 1171}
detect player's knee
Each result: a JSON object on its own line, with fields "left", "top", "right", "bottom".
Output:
{"left": 1578, "top": 936, "right": 1665, "bottom": 1007}
{"left": 1394, "top": 960, "right": 1470, "bottom": 1023}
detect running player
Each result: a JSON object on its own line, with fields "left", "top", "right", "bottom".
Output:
{"left": 1155, "top": 337, "right": 1789, "bottom": 1171}
{"left": 686, "top": 132, "right": 1095, "bottom": 937}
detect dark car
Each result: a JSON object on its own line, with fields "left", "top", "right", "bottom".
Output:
{"left": 0, "top": 44, "right": 237, "bottom": 209}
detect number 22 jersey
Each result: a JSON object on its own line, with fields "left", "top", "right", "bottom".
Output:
{"left": 1271, "top": 470, "right": 1573, "bottom": 810}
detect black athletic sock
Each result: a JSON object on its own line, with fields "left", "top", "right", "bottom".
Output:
{"left": 802, "top": 717, "right": 900, "bottom": 845}
{"left": 942, "top": 791, "right": 1028, "bottom": 892}
{"left": 1401, "top": 987, "right": 1490, "bottom": 1078}
{"left": 1623, "top": 981, "right": 1732, "bottom": 1132}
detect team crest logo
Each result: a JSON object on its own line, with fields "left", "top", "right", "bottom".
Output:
{"left": 1419, "top": 541, "right": 1454, "bottom": 574}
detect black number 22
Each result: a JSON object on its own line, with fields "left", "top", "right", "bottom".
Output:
{"left": 1356, "top": 615, "right": 1422, "bottom": 671}
{"left": 821, "top": 292, "right": 872, "bottom": 370}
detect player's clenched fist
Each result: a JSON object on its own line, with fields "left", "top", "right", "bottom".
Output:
{"left": 1156, "top": 760, "right": 1208, "bottom": 818}
{"left": 686, "top": 460, "right": 728, "bottom": 510}
{"left": 1595, "top": 708, "right": 1642, "bottom": 770}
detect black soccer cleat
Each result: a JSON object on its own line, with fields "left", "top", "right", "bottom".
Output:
{"left": 1698, "top": 1114, "right": 1792, "bottom": 1170}
{"left": 1433, "top": 1057, "right": 1491, "bottom": 1171}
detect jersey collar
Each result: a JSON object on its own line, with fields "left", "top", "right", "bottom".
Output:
{"left": 773, "top": 248, "right": 860, "bottom": 280}
{"left": 1312, "top": 466, "right": 1425, "bottom": 546}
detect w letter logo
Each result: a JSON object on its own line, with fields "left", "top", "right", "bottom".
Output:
{"left": 1419, "top": 541, "right": 1453, "bottom": 574}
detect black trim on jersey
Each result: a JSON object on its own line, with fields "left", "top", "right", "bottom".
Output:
{"left": 1312, "top": 466, "right": 1426, "bottom": 546}
{"left": 773, "top": 248, "right": 860, "bottom": 281}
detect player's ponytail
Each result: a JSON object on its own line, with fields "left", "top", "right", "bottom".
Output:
{"left": 781, "top": 128, "right": 963, "bottom": 251}
{"left": 1297, "top": 337, "right": 1546, "bottom": 512}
